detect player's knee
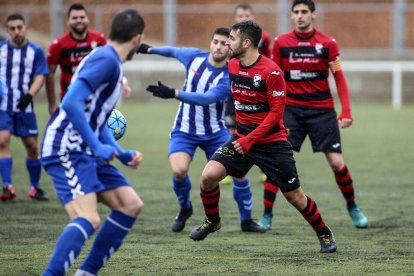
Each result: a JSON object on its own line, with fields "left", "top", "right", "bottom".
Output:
{"left": 330, "top": 159, "right": 344, "bottom": 172}
{"left": 201, "top": 172, "right": 219, "bottom": 191}
{"left": 83, "top": 214, "right": 101, "bottom": 230}
{"left": 114, "top": 196, "right": 144, "bottom": 217}
{"left": 172, "top": 169, "right": 188, "bottom": 181}
{"left": 0, "top": 136, "right": 10, "bottom": 151}
{"left": 283, "top": 190, "right": 307, "bottom": 210}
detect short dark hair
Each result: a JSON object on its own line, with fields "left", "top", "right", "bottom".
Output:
{"left": 230, "top": 20, "right": 262, "bottom": 48}
{"left": 67, "top": 3, "right": 87, "bottom": 17}
{"left": 234, "top": 4, "right": 254, "bottom": 14}
{"left": 6, "top": 14, "right": 25, "bottom": 24}
{"left": 291, "top": 0, "right": 316, "bottom": 12}
{"left": 109, "top": 9, "right": 145, "bottom": 43}
{"left": 212, "top": 27, "right": 230, "bottom": 38}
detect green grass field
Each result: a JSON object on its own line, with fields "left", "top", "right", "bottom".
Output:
{"left": 1, "top": 102, "right": 413, "bottom": 275}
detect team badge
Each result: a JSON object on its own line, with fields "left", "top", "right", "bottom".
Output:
{"left": 253, "top": 74, "right": 261, "bottom": 87}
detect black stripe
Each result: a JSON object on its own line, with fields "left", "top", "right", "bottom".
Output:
{"left": 61, "top": 65, "right": 74, "bottom": 73}
{"left": 280, "top": 46, "right": 329, "bottom": 59}
{"left": 229, "top": 73, "right": 266, "bottom": 93}
{"left": 337, "top": 179, "right": 353, "bottom": 187}
{"left": 236, "top": 122, "right": 281, "bottom": 136}
{"left": 336, "top": 167, "right": 349, "bottom": 177}
{"left": 284, "top": 70, "right": 328, "bottom": 81}
{"left": 61, "top": 46, "right": 94, "bottom": 59}
{"left": 287, "top": 90, "right": 332, "bottom": 101}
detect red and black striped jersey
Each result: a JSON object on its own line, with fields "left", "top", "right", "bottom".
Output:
{"left": 272, "top": 29, "right": 339, "bottom": 109}
{"left": 228, "top": 55, "right": 287, "bottom": 144}
{"left": 47, "top": 30, "right": 106, "bottom": 100}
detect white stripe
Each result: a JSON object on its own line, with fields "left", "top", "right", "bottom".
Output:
{"left": 107, "top": 216, "right": 132, "bottom": 232}
{"left": 67, "top": 222, "right": 89, "bottom": 240}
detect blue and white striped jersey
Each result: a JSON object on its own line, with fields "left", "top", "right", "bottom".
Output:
{"left": 41, "top": 45, "right": 123, "bottom": 158}
{"left": 153, "top": 47, "right": 229, "bottom": 136}
{"left": 0, "top": 40, "right": 49, "bottom": 112}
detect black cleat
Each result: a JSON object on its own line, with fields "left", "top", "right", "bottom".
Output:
{"left": 318, "top": 228, "right": 337, "bottom": 253}
{"left": 189, "top": 219, "right": 221, "bottom": 241}
{"left": 171, "top": 206, "right": 193, "bottom": 232}
{"left": 241, "top": 219, "right": 266, "bottom": 233}
{"left": 27, "top": 187, "right": 49, "bottom": 201}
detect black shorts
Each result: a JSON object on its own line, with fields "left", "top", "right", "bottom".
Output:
{"left": 284, "top": 105, "right": 342, "bottom": 153}
{"left": 210, "top": 137, "right": 300, "bottom": 193}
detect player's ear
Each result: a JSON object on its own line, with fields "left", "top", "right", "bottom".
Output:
{"left": 133, "top": 33, "right": 143, "bottom": 46}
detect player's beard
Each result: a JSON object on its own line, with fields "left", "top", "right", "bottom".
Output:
{"left": 12, "top": 35, "right": 26, "bottom": 47}
{"left": 229, "top": 42, "right": 244, "bottom": 59}
{"left": 71, "top": 24, "right": 88, "bottom": 36}
{"left": 212, "top": 52, "right": 228, "bottom": 63}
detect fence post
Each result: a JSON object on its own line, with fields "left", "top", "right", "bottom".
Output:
{"left": 392, "top": 63, "right": 402, "bottom": 109}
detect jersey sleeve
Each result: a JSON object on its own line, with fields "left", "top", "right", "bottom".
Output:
{"left": 34, "top": 47, "right": 50, "bottom": 76}
{"left": 76, "top": 53, "right": 120, "bottom": 92}
{"left": 47, "top": 40, "right": 61, "bottom": 65}
{"left": 328, "top": 38, "right": 340, "bottom": 62}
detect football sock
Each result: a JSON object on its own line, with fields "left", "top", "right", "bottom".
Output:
{"left": 26, "top": 158, "right": 41, "bottom": 189}
{"left": 263, "top": 180, "right": 279, "bottom": 215}
{"left": 79, "top": 211, "right": 136, "bottom": 275}
{"left": 43, "top": 217, "right": 94, "bottom": 276}
{"left": 232, "top": 179, "right": 253, "bottom": 222}
{"left": 172, "top": 175, "right": 192, "bottom": 209}
{"left": 200, "top": 185, "right": 220, "bottom": 223}
{"left": 300, "top": 196, "right": 327, "bottom": 234}
{"left": 334, "top": 165, "right": 356, "bottom": 208}
{"left": 0, "top": 157, "right": 13, "bottom": 188}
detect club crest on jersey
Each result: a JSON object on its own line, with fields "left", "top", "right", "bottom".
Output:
{"left": 253, "top": 74, "right": 262, "bottom": 87}
{"left": 315, "top": 43, "right": 323, "bottom": 54}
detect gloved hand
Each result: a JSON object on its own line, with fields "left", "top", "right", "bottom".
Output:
{"left": 146, "top": 81, "right": 176, "bottom": 99}
{"left": 136, "top": 43, "right": 152, "bottom": 54}
{"left": 17, "top": 94, "right": 33, "bottom": 110}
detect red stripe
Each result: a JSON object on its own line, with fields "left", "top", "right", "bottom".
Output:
{"left": 264, "top": 181, "right": 280, "bottom": 193}
{"left": 205, "top": 207, "right": 219, "bottom": 215}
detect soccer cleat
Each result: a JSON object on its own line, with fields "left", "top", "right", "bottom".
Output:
{"left": 318, "top": 229, "right": 337, "bottom": 253}
{"left": 241, "top": 219, "right": 266, "bottom": 233}
{"left": 260, "top": 172, "right": 267, "bottom": 183}
{"left": 189, "top": 219, "right": 221, "bottom": 241}
{"left": 219, "top": 175, "right": 232, "bottom": 185}
{"left": 258, "top": 213, "right": 273, "bottom": 230}
{"left": 27, "top": 187, "right": 49, "bottom": 201}
{"left": 348, "top": 207, "right": 368, "bottom": 228}
{"left": 171, "top": 206, "right": 193, "bottom": 232}
{"left": 1, "top": 185, "right": 17, "bottom": 201}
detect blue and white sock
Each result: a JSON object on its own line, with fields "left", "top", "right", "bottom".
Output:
{"left": 79, "top": 210, "right": 136, "bottom": 275}
{"left": 172, "top": 175, "right": 192, "bottom": 209}
{"left": 43, "top": 217, "right": 94, "bottom": 276}
{"left": 26, "top": 158, "right": 41, "bottom": 189}
{"left": 233, "top": 179, "right": 253, "bottom": 222}
{"left": 0, "top": 157, "right": 13, "bottom": 188}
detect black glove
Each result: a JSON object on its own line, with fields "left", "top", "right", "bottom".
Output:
{"left": 16, "top": 94, "right": 33, "bottom": 110}
{"left": 136, "top": 43, "right": 152, "bottom": 54}
{"left": 146, "top": 81, "right": 176, "bottom": 99}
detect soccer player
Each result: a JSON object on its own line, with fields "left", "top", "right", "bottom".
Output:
{"left": 45, "top": 3, "right": 131, "bottom": 116}
{"left": 138, "top": 27, "right": 265, "bottom": 234}
{"left": 0, "top": 14, "right": 49, "bottom": 201}
{"left": 189, "top": 20, "right": 337, "bottom": 253}
{"left": 40, "top": 9, "right": 145, "bottom": 275}
{"left": 261, "top": 0, "right": 368, "bottom": 229}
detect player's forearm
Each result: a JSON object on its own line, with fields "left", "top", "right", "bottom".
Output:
{"left": 177, "top": 90, "right": 218, "bottom": 105}
{"left": 28, "top": 75, "right": 45, "bottom": 97}
{"left": 151, "top": 46, "right": 179, "bottom": 58}
{"left": 45, "top": 74, "right": 57, "bottom": 104}
{"left": 333, "top": 70, "right": 351, "bottom": 114}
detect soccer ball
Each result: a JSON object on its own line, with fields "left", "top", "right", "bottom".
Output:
{"left": 107, "top": 109, "right": 127, "bottom": 140}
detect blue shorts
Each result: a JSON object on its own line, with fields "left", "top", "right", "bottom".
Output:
{"left": 284, "top": 105, "right": 342, "bottom": 153}
{"left": 168, "top": 128, "right": 230, "bottom": 160}
{"left": 0, "top": 110, "right": 38, "bottom": 137}
{"left": 41, "top": 153, "right": 130, "bottom": 205}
